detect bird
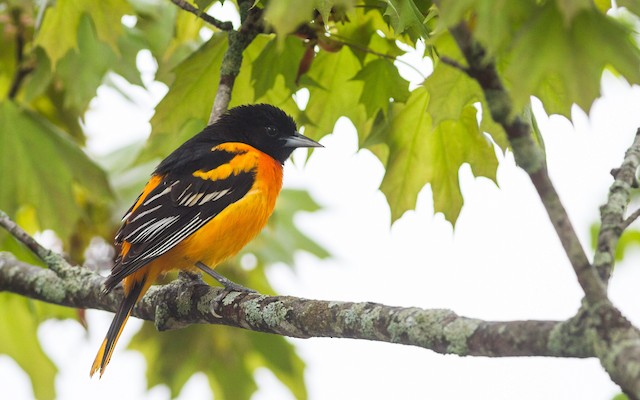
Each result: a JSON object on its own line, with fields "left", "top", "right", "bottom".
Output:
{"left": 90, "top": 104, "right": 322, "bottom": 377}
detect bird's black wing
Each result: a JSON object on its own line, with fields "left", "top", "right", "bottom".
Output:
{"left": 105, "top": 148, "right": 255, "bottom": 289}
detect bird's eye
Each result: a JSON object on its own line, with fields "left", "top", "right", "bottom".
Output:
{"left": 266, "top": 126, "right": 278, "bottom": 137}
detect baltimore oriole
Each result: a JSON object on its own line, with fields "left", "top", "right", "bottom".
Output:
{"left": 90, "top": 104, "right": 322, "bottom": 377}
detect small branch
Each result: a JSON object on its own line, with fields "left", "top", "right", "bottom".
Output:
{"left": 440, "top": 56, "right": 469, "bottom": 75}
{"left": 595, "top": 128, "right": 640, "bottom": 282}
{"left": 621, "top": 207, "right": 640, "bottom": 231}
{"left": 0, "top": 210, "right": 67, "bottom": 273}
{"left": 0, "top": 252, "right": 595, "bottom": 359}
{"left": 169, "top": 0, "right": 233, "bottom": 31}
{"left": 208, "top": 1, "right": 263, "bottom": 124}
{"left": 8, "top": 7, "right": 34, "bottom": 99}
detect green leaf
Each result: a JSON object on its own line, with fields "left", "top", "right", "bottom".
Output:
{"left": 20, "top": 49, "right": 53, "bottom": 103}
{"left": 0, "top": 292, "right": 77, "bottom": 400}
{"left": 437, "top": 0, "right": 536, "bottom": 55}
{"left": 230, "top": 35, "right": 305, "bottom": 124}
{"left": 505, "top": 2, "right": 640, "bottom": 116}
{"left": 334, "top": 4, "right": 403, "bottom": 65}
{"left": 303, "top": 46, "right": 367, "bottom": 142}
{"left": 137, "top": 34, "right": 227, "bottom": 163}
{"left": 35, "top": 0, "right": 133, "bottom": 66}
{"left": 382, "top": 0, "right": 430, "bottom": 41}
{"left": 263, "top": 0, "right": 316, "bottom": 36}
{"left": 379, "top": 87, "right": 432, "bottom": 222}
{"left": 351, "top": 58, "right": 410, "bottom": 117}
{"left": 55, "top": 15, "right": 116, "bottom": 114}
{"left": 0, "top": 101, "right": 112, "bottom": 244}
{"left": 251, "top": 35, "right": 307, "bottom": 99}
{"left": 379, "top": 88, "right": 497, "bottom": 223}
{"left": 424, "top": 61, "right": 480, "bottom": 126}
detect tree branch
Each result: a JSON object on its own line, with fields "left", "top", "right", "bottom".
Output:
{"left": 208, "top": 1, "right": 263, "bottom": 124}
{"left": 0, "top": 252, "right": 595, "bottom": 359}
{"left": 595, "top": 129, "right": 640, "bottom": 283}
{"left": 169, "top": 0, "right": 233, "bottom": 31}
{"left": 442, "top": 19, "right": 607, "bottom": 304}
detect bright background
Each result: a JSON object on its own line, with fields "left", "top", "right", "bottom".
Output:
{"left": 2, "top": 4, "right": 640, "bottom": 398}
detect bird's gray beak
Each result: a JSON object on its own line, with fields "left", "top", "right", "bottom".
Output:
{"left": 283, "top": 132, "right": 324, "bottom": 148}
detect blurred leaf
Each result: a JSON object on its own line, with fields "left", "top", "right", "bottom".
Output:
{"left": 556, "top": 0, "right": 592, "bottom": 24}
{"left": 263, "top": 0, "right": 316, "bottom": 36}
{"left": 505, "top": 2, "right": 640, "bottom": 116}
{"left": 130, "top": 322, "right": 306, "bottom": 400}
{"left": 381, "top": 0, "right": 430, "bottom": 41}
{"left": 20, "top": 48, "right": 53, "bottom": 103}
{"left": 251, "top": 35, "right": 306, "bottom": 99}
{"left": 35, "top": 0, "right": 133, "bottom": 66}
{"left": 437, "top": 0, "right": 535, "bottom": 54}
{"left": 137, "top": 34, "right": 227, "bottom": 163}
{"left": 230, "top": 35, "right": 304, "bottom": 121}
{"left": 0, "top": 101, "right": 112, "bottom": 245}
{"left": 618, "top": 0, "right": 640, "bottom": 15}
{"left": 351, "top": 58, "right": 410, "bottom": 117}
{"left": 55, "top": 15, "right": 116, "bottom": 114}
{"left": 245, "top": 189, "right": 330, "bottom": 267}
{"left": 0, "top": 291, "right": 77, "bottom": 400}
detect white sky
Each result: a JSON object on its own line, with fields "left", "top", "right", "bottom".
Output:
{"left": 3, "top": 4, "right": 640, "bottom": 399}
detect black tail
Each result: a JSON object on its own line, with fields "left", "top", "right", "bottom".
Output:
{"left": 90, "top": 277, "right": 146, "bottom": 377}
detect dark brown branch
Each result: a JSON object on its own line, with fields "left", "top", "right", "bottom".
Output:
{"left": 595, "top": 129, "right": 640, "bottom": 282}
{"left": 0, "top": 252, "right": 595, "bottom": 359}
{"left": 169, "top": 0, "right": 233, "bottom": 31}
{"left": 8, "top": 7, "right": 34, "bottom": 99}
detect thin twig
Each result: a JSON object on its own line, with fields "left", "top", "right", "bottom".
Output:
{"left": 440, "top": 56, "right": 469, "bottom": 75}
{"left": 0, "top": 210, "right": 66, "bottom": 271}
{"left": 169, "top": 0, "right": 234, "bottom": 31}
{"left": 622, "top": 207, "right": 640, "bottom": 230}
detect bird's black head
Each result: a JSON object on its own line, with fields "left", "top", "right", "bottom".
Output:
{"left": 213, "top": 104, "right": 322, "bottom": 164}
